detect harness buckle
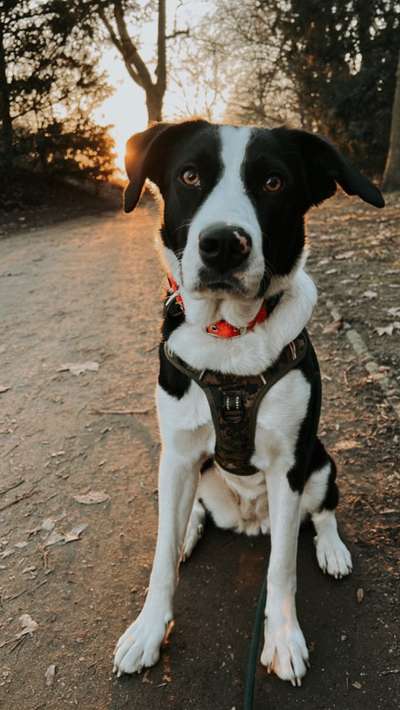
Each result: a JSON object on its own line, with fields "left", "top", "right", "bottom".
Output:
{"left": 222, "top": 391, "right": 244, "bottom": 422}
{"left": 164, "top": 291, "right": 184, "bottom": 318}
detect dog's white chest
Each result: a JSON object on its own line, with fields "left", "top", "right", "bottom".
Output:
{"left": 157, "top": 366, "right": 311, "bottom": 529}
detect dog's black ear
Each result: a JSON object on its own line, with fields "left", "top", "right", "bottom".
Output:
{"left": 124, "top": 122, "right": 172, "bottom": 213}
{"left": 124, "top": 119, "right": 211, "bottom": 213}
{"left": 281, "top": 129, "right": 384, "bottom": 208}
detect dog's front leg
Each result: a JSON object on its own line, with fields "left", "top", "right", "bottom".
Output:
{"left": 261, "top": 468, "right": 309, "bottom": 686}
{"left": 113, "top": 449, "right": 199, "bottom": 676}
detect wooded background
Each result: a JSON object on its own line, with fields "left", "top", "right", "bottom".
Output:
{"left": 1, "top": 0, "right": 399, "bottom": 204}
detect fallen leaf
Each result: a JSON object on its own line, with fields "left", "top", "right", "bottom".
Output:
{"left": 356, "top": 588, "right": 364, "bottom": 603}
{"left": 0, "top": 386, "right": 10, "bottom": 394}
{"left": 17, "top": 613, "right": 38, "bottom": 638}
{"left": 362, "top": 290, "right": 378, "bottom": 299}
{"left": 58, "top": 361, "right": 99, "bottom": 376}
{"left": 45, "top": 664, "right": 57, "bottom": 686}
{"left": 44, "top": 523, "right": 88, "bottom": 546}
{"left": 352, "top": 681, "right": 362, "bottom": 689}
{"left": 64, "top": 523, "right": 88, "bottom": 543}
{"left": 376, "top": 325, "right": 394, "bottom": 336}
{"left": 323, "top": 318, "right": 343, "bottom": 334}
{"left": 44, "top": 530, "right": 65, "bottom": 547}
{"left": 387, "top": 307, "right": 400, "bottom": 317}
{"left": 334, "top": 439, "right": 360, "bottom": 451}
{"left": 41, "top": 518, "right": 56, "bottom": 533}
{"left": 335, "top": 250, "right": 355, "bottom": 260}
{"left": 380, "top": 508, "right": 397, "bottom": 514}
{"left": 73, "top": 490, "right": 110, "bottom": 505}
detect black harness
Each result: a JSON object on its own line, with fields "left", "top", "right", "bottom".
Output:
{"left": 164, "top": 330, "right": 310, "bottom": 476}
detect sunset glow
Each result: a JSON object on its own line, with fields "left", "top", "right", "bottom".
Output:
{"left": 94, "top": 52, "right": 148, "bottom": 173}
{"left": 94, "top": 1, "right": 223, "bottom": 175}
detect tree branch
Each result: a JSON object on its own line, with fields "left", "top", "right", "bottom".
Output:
{"left": 113, "top": 0, "right": 153, "bottom": 91}
{"left": 155, "top": 0, "right": 166, "bottom": 93}
{"left": 165, "top": 29, "right": 190, "bottom": 41}
{"left": 98, "top": 7, "right": 124, "bottom": 55}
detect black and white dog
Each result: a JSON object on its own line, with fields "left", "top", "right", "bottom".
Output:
{"left": 113, "top": 121, "right": 384, "bottom": 686}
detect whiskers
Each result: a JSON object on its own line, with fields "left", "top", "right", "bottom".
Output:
{"left": 257, "top": 246, "right": 276, "bottom": 297}
{"left": 170, "top": 222, "right": 191, "bottom": 267}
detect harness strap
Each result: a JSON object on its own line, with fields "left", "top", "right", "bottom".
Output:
{"left": 164, "top": 331, "right": 309, "bottom": 476}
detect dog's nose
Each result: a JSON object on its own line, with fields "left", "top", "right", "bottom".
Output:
{"left": 199, "top": 225, "right": 252, "bottom": 271}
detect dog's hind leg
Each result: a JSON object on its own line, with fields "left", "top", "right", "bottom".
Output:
{"left": 301, "top": 439, "right": 352, "bottom": 579}
{"left": 182, "top": 498, "right": 206, "bottom": 560}
{"left": 183, "top": 465, "right": 244, "bottom": 559}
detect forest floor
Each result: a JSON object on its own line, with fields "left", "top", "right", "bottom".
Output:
{"left": 0, "top": 194, "right": 399, "bottom": 710}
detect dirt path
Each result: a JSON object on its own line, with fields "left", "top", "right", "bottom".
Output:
{"left": 0, "top": 200, "right": 399, "bottom": 710}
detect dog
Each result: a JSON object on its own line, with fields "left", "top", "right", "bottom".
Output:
{"left": 113, "top": 121, "right": 384, "bottom": 686}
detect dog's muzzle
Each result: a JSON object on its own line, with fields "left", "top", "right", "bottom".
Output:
{"left": 199, "top": 224, "right": 252, "bottom": 273}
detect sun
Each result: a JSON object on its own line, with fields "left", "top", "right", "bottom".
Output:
{"left": 94, "top": 52, "right": 149, "bottom": 174}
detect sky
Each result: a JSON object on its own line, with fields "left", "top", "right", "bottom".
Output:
{"left": 93, "top": 1, "right": 221, "bottom": 172}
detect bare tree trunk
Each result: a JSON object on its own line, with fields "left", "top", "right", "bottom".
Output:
{"left": 0, "top": 21, "right": 13, "bottom": 170}
{"left": 383, "top": 51, "right": 400, "bottom": 192}
{"left": 100, "top": 0, "right": 167, "bottom": 126}
{"left": 146, "top": 90, "right": 163, "bottom": 123}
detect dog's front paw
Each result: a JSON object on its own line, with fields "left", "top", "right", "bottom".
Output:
{"left": 314, "top": 532, "right": 352, "bottom": 579}
{"left": 261, "top": 619, "right": 309, "bottom": 687}
{"left": 113, "top": 605, "right": 172, "bottom": 677}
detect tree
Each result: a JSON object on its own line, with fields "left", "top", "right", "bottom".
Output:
{"left": 73, "top": 0, "right": 192, "bottom": 124}
{"left": 0, "top": 0, "right": 115, "bottom": 180}
{"left": 210, "top": 0, "right": 400, "bottom": 175}
{"left": 99, "top": 0, "right": 167, "bottom": 123}
{"left": 275, "top": 0, "right": 400, "bottom": 173}
{"left": 0, "top": 16, "right": 13, "bottom": 169}
{"left": 383, "top": 51, "right": 400, "bottom": 191}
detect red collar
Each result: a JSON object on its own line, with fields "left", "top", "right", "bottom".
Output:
{"left": 166, "top": 274, "right": 276, "bottom": 338}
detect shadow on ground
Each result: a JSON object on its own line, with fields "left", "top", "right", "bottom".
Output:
{"left": 110, "top": 521, "right": 397, "bottom": 710}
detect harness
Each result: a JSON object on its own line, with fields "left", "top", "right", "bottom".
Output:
{"left": 164, "top": 331, "right": 309, "bottom": 476}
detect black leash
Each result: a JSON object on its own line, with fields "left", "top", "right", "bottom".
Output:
{"left": 243, "top": 575, "right": 267, "bottom": 710}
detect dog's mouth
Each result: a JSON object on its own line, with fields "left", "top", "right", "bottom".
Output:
{"left": 197, "top": 279, "right": 245, "bottom": 295}
{"left": 196, "top": 268, "right": 246, "bottom": 295}
{"left": 194, "top": 268, "right": 271, "bottom": 300}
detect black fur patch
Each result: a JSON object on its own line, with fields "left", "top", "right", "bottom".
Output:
{"left": 158, "top": 294, "right": 189, "bottom": 399}
{"left": 307, "top": 437, "right": 340, "bottom": 511}
{"left": 286, "top": 336, "right": 322, "bottom": 494}
{"left": 160, "top": 124, "right": 222, "bottom": 257}
{"left": 158, "top": 343, "right": 190, "bottom": 399}
{"left": 243, "top": 129, "right": 309, "bottom": 279}
{"left": 320, "top": 456, "right": 339, "bottom": 511}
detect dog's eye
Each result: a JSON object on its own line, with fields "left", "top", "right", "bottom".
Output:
{"left": 180, "top": 168, "right": 201, "bottom": 187}
{"left": 263, "top": 175, "right": 283, "bottom": 193}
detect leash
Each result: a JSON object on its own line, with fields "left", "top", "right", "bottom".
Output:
{"left": 243, "top": 575, "right": 267, "bottom": 710}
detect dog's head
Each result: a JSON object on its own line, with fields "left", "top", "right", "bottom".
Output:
{"left": 124, "top": 121, "right": 384, "bottom": 299}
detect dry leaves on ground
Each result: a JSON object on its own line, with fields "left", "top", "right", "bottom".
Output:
{"left": 73, "top": 490, "right": 110, "bottom": 505}
{"left": 58, "top": 361, "right": 99, "bottom": 375}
